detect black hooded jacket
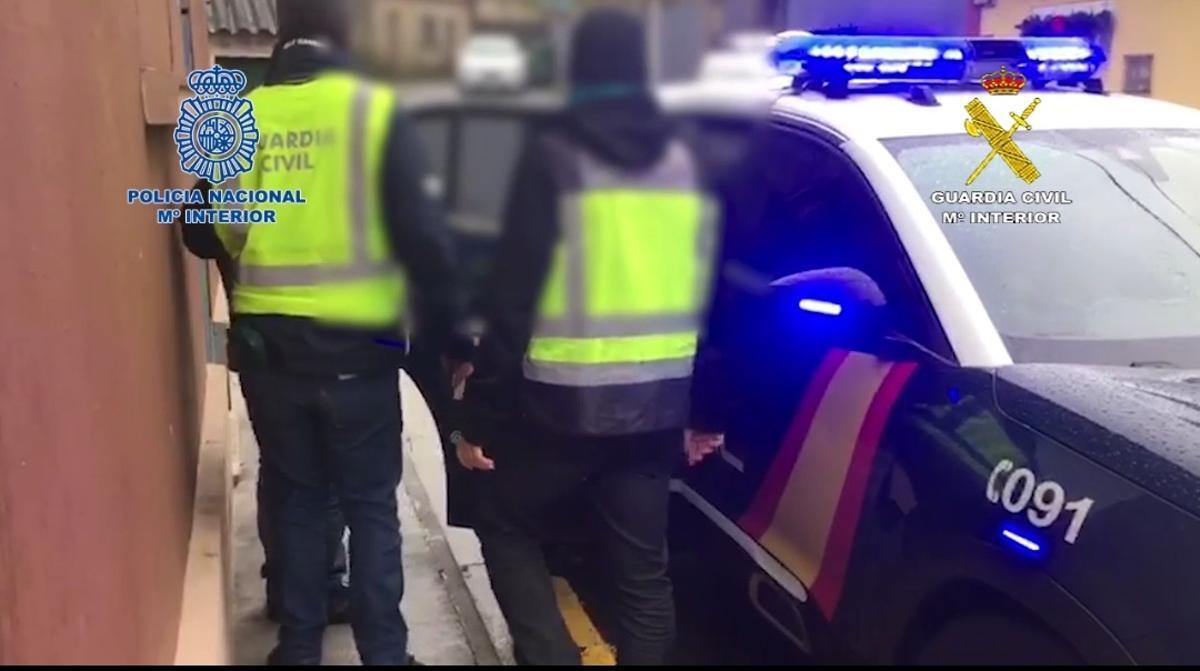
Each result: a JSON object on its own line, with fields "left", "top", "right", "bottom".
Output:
{"left": 459, "top": 7, "right": 745, "bottom": 446}
{"left": 460, "top": 90, "right": 700, "bottom": 445}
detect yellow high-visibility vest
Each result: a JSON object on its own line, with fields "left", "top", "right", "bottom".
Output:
{"left": 524, "top": 140, "right": 717, "bottom": 435}
{"left": 215, "top": 72, "right": 405, "bottom": 328}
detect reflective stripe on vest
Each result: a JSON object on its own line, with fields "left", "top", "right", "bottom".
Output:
{"left": 522, "top": 140, "right": 716, "bottom": 434}
{"left": 239, "top": 83, "right": 388, "bottom": 287}
{"left": 217, "top": 75, "right": 404, "bottom": 327}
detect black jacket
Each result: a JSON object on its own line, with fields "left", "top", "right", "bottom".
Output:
{"left": 461, "top": 93, "right": 724, "bottom": 445}
{"left": 179, "top": 43, "right": 464, "bottom": 376}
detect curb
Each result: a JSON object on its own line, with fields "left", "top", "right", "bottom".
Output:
{"left": 402, "top": 453, "right": 503, "bottom": 666}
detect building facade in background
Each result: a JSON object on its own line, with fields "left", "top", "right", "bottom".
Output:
{"left": 359, "top": 0, "right": 473, "bottom": 78}
{"left": 207, "top": 0, "right": 277, "bottom": 89}
{"left": 542, "top": 0, "right": 764, "bottom": 82}
{"left": 771, "top": 0, "right": 981, "bottom": 36}
{"left": 0, "top": 0, "right": 215, "bottom": 663}
{"left": 980, "top": 0, "right": 1200, "bottom": 110}
{"left": 476, "top": 0, "right": 546, "bottom": 25}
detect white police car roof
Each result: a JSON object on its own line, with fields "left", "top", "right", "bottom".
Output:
{"left": 658, "top": 80, "right": 1200, "bottom": 140}
{"left": 662, "top": 79, "right": 1200, "bottom": 139}
{"left": 657, "top": 80, "right": 781, "bottom": 116}
{"left": 776, "top": 89, "right": 1200, "bottom": 140}
{"left": 407, "top": 80, "right": 1200, "bottom": 146}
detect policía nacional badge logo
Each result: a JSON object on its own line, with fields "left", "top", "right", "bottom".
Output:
{"left": 964, "top": 66, "right": 1042, "bottom": 186}
{"left": 174, "top": 65, "right": 258, "bottom": 184}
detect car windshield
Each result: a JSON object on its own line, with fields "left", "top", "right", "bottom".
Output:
{"left": 884, "top": 129, "right": 1200, "bottom": 367}
{"left": 466, "top": 35, "right": 519, "bottom": 56}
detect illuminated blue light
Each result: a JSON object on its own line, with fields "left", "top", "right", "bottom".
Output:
{"left": 1038, "top": 61, "right": 1091, "bottom": 74}
{"left": 773, "top": 33, "right": 1104, "bottom": 89}
{"left": 860, "top": 45, "right": 941, "bottom": 62}
{"left": 375, "top": 337, "right": 407, "bottom": 350}
{"left": 799, "top": 299, "right": 843, "bottom": 316}
{"left": 1016, "top": 37, "right": 1103, "bottom": 83}
{"left": 1026, "top": 43, "right": 1094, "bottom": 62}
{"left": 1001, "top": 527, "right": 1043, "bottom": 555}
{"left": 774, "top": 34, "right": 972, "bottom": 83}
{"left": 808, "top": 43, "right": 944, "bottom": 62}
{"left": 947, "top": 386, "right": 961, "bottom": 404}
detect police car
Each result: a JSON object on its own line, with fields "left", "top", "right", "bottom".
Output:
{"left": 406, "top": 33, "right": 1200, "bottom": 664}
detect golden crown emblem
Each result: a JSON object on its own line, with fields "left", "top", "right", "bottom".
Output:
{"left": 980, "top": 65, "right": 1027, "bottom": 96}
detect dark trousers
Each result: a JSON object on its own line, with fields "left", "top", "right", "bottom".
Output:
{"left": 242, "top": 369, "right": 408, "bottom": 666}
{"left": 474, "top": 424, "right": 680, "bottom": 666}
{"left": 258, "top": 483, "right": 349, "bottom": 610}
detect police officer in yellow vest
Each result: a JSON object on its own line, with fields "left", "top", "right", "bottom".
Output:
{"left": 456, "top": 9, "right": 719, "bottom": 665}
{"left": 179, "top": 176, "right": 352, "bottom": 630}
{"left": 204, "top": 0, "right": 462, "bottom": 665}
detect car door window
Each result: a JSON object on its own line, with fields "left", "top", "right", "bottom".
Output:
{"left": 675, "top": 113, "right": 758, "bottom": 189}
{"left": 413, "top": 115, "right": 452, "bottom": 192}
{"left": 687, "top": 121, "right": 944, "bottom": 595}
{"left": 453, "top": 115, "right": 526, "bottom": 237}
{"left": 410, "top": 108, "right": 545, "bottom": 304}
{"left": 718, "top": 124, "right": 948, "bottom": 448}
{"left": 739, "top": 123, "right": 948, "bottom": 354}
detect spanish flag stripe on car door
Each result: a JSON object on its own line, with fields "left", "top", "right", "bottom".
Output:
{"left": 809, "top": 361, "right": 918, "bottom": 618}
{"left": 738, "top": 349, "right": 918, "bottom": 618}
{"left": 740, "top": 349, "right": 850, "bottom": 539}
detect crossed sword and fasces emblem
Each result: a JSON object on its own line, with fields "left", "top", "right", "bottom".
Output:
{"left": 964, "top": 97, "right": 1042, "bottom": 186}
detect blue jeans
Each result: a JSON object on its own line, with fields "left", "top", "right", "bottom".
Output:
{"left": 257, "top": 484, "right": 348, "bottom": 613}
{"left": 243, "top": 369, "right": 408, "bottom": 666}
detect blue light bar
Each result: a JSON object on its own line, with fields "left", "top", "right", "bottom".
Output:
{"left": 773, "top": 34, "right": 972, "bottom": 83}
{"left": 772, "top": 33, "right": 1106, "bottom": 89}
{"left": 1016, "top": 36, "right": 1105, "bottom": 83}
{"left": 1023, "top": 37, "right": 1096, "bottom": 62}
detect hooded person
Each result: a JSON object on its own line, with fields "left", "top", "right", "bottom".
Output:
{"left": 455, "top": 8, "right": 720, "bottom": 666}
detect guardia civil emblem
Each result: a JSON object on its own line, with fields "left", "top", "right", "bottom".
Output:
{"left": 175, "top": 65, "right": 258, "bottom": 184}
{"left": 964, "top": 66, "right": 1041, "bottom": 186}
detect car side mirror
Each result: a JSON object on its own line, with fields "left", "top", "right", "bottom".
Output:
{"left": 768, "top": 267, "right": 891, "bottom": 352}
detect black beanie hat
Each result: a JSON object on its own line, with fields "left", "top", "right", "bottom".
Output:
{"left": 276, "top": 0, "right": 350, "bottom": 49}
{"left": 569, "top": 8, "right": 648, "bottom": 89}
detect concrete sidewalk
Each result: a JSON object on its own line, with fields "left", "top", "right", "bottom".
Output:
{"left": 399, "top": 375, "right": 517, "bottom": 666}
{"left": 229, "top": 373, "right": 508, "bottom": 666}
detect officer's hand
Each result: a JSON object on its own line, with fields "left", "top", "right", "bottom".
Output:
{"left": 685, "top": 430, "right": 725, "bottom": 467}
{"left": 454, "top": 433, "right": 495, "bottom": 471}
